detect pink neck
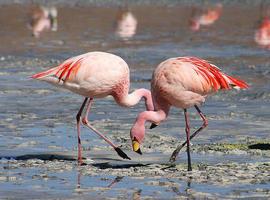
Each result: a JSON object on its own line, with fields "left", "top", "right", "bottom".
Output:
{"left": 130, "top": 107, "right": 169, "bottom": 143}
{"left": 114, "top": 88, "right": 154, "bottom": 111}
{"left": 136, "top": 107, "right": 169, "bottom": 126}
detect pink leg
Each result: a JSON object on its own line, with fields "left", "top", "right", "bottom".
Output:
{"left": 81, "top": 98, "right": 131, "bottom": 160}
{"left": 184, "top": 109, "right": 192, "bottom": 171}
{"left": 169, "top": 105, "right": 208, "bottom": 163}
{"left": 76, "top": 97, "right": 89, "bottom": 165}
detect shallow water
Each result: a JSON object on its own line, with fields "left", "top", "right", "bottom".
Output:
{"left": 0, "top": 1, "right": 270, "bottom": 199}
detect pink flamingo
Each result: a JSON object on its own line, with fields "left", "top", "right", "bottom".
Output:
{"left": 130, "top": 57, "right": 248, "bottom": 171}
{"left": 189, "top": 3, "right": 222, "bottom": 31}
{"left": 255, "top": 16, "right": 270, "bottom": 49}
{"left": 29, "top": 6, "right": 58, "bottom": 38}
{"left": 31, "top": 51, "right": 154, "bottom": 164}
{"left": 115, "top": 7, "right": 137, "bottom": 40}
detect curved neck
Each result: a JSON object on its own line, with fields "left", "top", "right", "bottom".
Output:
{"left": 130, "top": 107, "right": 170, "bottom": 143}
{"left": 114, "top": 88, "right": 154, "bottom": 111}
{"left": 136, "top": 108, "right": 169, "bottom": 126}
{"left": 130, "top": 97, "right": 171, "bottom": 142}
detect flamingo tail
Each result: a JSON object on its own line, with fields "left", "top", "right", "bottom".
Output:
{"left": 31, "top": 66, "right": 63, "bottom": 86}
{"left": 223, "top": 74, "right": 249, "bottom": 90}
{"left": 31, "top": 57, "right": 83, "bottom": 84}
{"left": 31, "top": 66, "right": 58, "bottom": 80}
{"left": 184, "top": 57, "right": 248, "bottom": 91}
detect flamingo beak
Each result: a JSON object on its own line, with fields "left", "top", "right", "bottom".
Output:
{"left": 132, "top": 140, "right": 142, "bottom": 155}
{"left": 150, "top": 123, "right": 158, "bottom": 129}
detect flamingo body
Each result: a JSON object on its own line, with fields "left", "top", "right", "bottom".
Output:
{"left": 130, "top": 56, "right": 248, "bottom": 171}
{"left": 33, "top": 52, "right": 129, "bottom": 99}
{"left": 190, "top": 4, "right": 222, "bottom": 31}
{"left": 32, "top": 51, "right": 154, "bottom": 163}
{"left": 151, "top": 57, "right": 247, "bottom": 109}
{"left": 116, "top": 10, "right": 137, "bottom": 40}
{"left": 30, "top": 6, "right": 57, "bottom": 37}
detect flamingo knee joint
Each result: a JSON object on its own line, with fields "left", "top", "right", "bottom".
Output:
{"left": 82, "top": 118, "right": 88, "bottom": 125}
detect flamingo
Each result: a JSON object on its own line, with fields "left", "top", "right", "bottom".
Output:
{"left": 189, "top": 3, "right": 222, "bottom": 31}
{"left": 130, "top": 57, "right": 248, "bottom": 171}
{"left": 115, "top": 7, "right": 137, "bottom": 40}
{"left": 29, "top": 5, "right": 58, "bottom": 38}
{"left": 254, "top": 16, "right": 270, "bottom": 49}
{"left": 31, "top": 51, "right": 154, "bottom": 164}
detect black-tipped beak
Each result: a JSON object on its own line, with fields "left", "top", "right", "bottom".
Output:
{"left": 132, "top": 140, "right": 143, "bottom": 155}
{"left": 150, "top": 123, "right": 158, "bottom": 129}
{"left": 134, "top": 148, "right": 142, "bottom": 155}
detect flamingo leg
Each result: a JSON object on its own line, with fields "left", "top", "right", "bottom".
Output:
{"left": 184, "top": 109, "right": 192, "bottom": 171}
{"left": 81, "top": 98, "right": 131, "bottom": 160}
{"left": 76, "top": 97, "right": 89, "bottom": 165}
{"left": 169, "top": 105, "right": 208, "bottom": 163}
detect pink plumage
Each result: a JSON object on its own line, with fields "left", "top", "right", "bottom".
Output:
{"left": 29, "top": 6, "right": 57, "bottom": 38}
{"left": 255, "top": 17, "right": 270, "bottom": 49}
{"left": 32, "top": 51, "right": 154, "bottom": 164}
{"left": 152, "top": 57, "right": 248, "bottom": 109}
{"left": 130, "top": 56, "right": 248, "bottom": 171}
{"left": 190, "top": 3, "right": 222, "bottom": 31}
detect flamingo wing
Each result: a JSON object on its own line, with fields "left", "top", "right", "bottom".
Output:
{"left": 55, "top": 57, "right": 84, "bottom": 82}
{"left": 177, "top": 57, "right": 248, "bottom": 91}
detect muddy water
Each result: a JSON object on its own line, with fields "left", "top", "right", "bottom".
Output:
{"left": 0, "top": 2, "right": 270, "bottom": 199}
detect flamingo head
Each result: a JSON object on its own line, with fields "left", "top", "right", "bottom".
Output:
{"left": 130, "top": 121, "right": 145, "bottom": 155}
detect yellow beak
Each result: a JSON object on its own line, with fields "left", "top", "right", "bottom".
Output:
{"left": 132, "top": 140, "right": 140, "bottom": 152}
{"left": 132, "top": 140, "right": 142, "bottom": 155}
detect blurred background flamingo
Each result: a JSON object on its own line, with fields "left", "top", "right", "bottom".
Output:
{"left": 189, "top": 3, "right": 222, "bottom": 31}
{"left": 115, "top": 6, "right": 137, "bottom": 40}
{"left": 130, "top": 57, "right": 248, "bottom": 171}
{"left": 254, "top": 4, "right": 270, "bottom": 49}
{"left": 31, "top": 51, "right": 154, "bottom": 164}
{"left": 29, "top": 5, "right": 58, "bottom": 38}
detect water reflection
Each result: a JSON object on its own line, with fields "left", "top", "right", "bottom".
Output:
{"left": 70, "top": 168, "right": 193, "bottom": 199}
{"left": 29, "top": 5, "right": 58, "bottom": 37}
{"left": 170, "top": 177, "right": 192, "bottom": 197}
{"left": 76, "top": 169, "right": 124, "bottom": 190}
{"left": 115, "top": 6, "right": 137, "bottom": 40}
{"left": 107, "top": 176, "right": 124, "bottom": 187}
{"left": 77, "top": 169, "right": 82, "bottom": 190}
{"left": 254, "top": 4, "right": 270, "bottom": 49}
{"left": 189, "top": 3, "right": 222, "bottom": 31}
{"left": 132, "top": 189, "right": 142, "bottom": 200}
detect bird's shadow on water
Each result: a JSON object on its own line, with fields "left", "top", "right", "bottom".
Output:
{"left": 2, "top": 153, "right": 77, "bottom": 162}
{"left": 92, "top": 162, "right": 148, "bottom": 169}
{"left": 1, "top": 152, "right": 150, "bottom": 169}
{"left": 248, "top": 143, "right": 270, "bottom": 150}
{"left": 16, "top": 154, "right": 77, "bottom": 161}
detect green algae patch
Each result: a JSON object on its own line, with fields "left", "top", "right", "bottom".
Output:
{"left": 194, "top": 139, "right": 270, "bottom": 157}
{"left": 195, "top": 143, "right": 249, "bottom": 153}
{"left": 208, "top": 143, "right": 249, "bottom": 151}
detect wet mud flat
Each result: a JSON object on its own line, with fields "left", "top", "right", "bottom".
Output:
{"left": 0, "top": 1, "right": 270, "bottom": 200}
{"left": 1, "top": 140, "right": 270, "bottom": 199}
